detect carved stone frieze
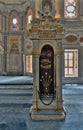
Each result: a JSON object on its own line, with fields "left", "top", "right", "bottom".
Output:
{"left": 39, "top": 30, "right": 56, "bottom": 39}
{"left": 28, "top": 17, "right": 64, "bottom": 40}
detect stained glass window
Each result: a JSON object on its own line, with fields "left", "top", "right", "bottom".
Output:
{"left": 64, "top": 0, "right": 77, "bottom": 18}
{"left": 10, "top": 11, "right": 19, "bottom": 31}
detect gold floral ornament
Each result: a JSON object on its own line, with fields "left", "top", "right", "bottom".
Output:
{"left": 27, "top": 44, "right": 32, "bottom": 49}
{"left": 56, "top": 24, "right": 64, "bottom": 30}
{"left": 28, "top": 30, "right": 32, "bottom": 38}
{"left": 65, "top": 35, "right": 78, "bottom": 42}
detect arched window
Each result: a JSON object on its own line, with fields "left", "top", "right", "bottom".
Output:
{"left": 9, "top": 11, "right": 19, "bottom": 31}
{"left": 64, "top": 0, "right": 78, "bottom": 19}
{"left": 26, "top": 8, "right": 33, "bottom": 30}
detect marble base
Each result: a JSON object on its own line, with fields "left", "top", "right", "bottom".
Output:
{"left": 29, "top": 106, "right": 66, "bottom": 120}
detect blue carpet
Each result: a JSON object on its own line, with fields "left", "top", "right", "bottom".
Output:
{"left": 0, "top": 76, "right": 33, "bottom": 84}
{"left": 0, "top": 84, "right": 82, "bottom": 130}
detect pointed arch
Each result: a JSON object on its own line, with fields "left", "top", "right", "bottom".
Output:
{"left": 9, "top": 10, "right": 19, "bottom": 31}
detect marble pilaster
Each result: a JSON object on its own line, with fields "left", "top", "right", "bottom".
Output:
{"left": 31, "top": 51, "right": 40, "bottom": 110}
{"left": 56, "top": 53, "right": 63, "bottom": 110}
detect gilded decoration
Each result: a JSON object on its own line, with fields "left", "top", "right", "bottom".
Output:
{"left": 65, "top": 35, "right": 78, "bottom": 42}
{"left": 9, "top": 37, "right": 19, "bottom": 54}
{"left": 9, "top": 37, "right": 19, "bottom": 44}
{"left": 27, "top": 44, "right": 32, "bottom": 49}
{"left": 28, "top": 0, "right": 64, "bottom": 40}
{"left": 41, "top": 59, "right": 51, "bottom": 69}
{"left": 39, "top": 30, "right": 56, "bottom": 39}
{"left": 28, "top": 17, "right": 64, "bottom": 40}
{"left": 56, "top": 25, "right": 64, "bottom": 31}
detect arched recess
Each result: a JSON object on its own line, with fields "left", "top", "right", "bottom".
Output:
{"left": 0, "top": 45, "right": 4, "bottom": 75}
{"left": 39, "top": 45, "right": 54, "bottom": 96}
{"left": 26, "top": 7, "right": 33, "bottom": 30}
{"left": 9, "top": 43, "right": 20, "bottom": 74}
{"left": 39, "top": 41, "right": 57, "bottom": 55}
{"left": 9, "top": 10, "right": 19, "bottom": 31}
{"left": 64, "top": 33, "right": 78, "bottom": 43}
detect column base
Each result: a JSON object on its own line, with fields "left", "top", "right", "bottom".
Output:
{"left": 29, "top": 106, "right": 66, "bottom": 120}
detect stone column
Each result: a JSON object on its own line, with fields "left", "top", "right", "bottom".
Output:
{"left": 56, "top": 51, "right": 63, "bottom": 110}
{"left": 32, "top": 51, "right": 40, "bottom": 110}
{"left": 23, "top": 54, "right": 25, "bottom": 75}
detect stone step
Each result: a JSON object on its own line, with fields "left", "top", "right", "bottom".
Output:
{"left": 0, "top": 76, "right": 33, "bottom": 85}
{"left": 0, "top": 94, "right": 32, "bottom": 106}
{"left": 0, "top": 102, "right": 32, "bottom": 107}
{"left": 0, "top": 89, "right": 33, "bottom": 95}
{"left": 0, "top": 95, "right": 32, "bottom": 107}
{"left": 0, "top": 85, "right": 33, "bottom": 90}
{"left": 0, "top": 85, "right": 33, "bottom": 106}
{"left": 0, "top": 96, "right": 32, "bottom": 103}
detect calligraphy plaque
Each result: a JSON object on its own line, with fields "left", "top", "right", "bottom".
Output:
{"left": 39, "top": 30, "right": 56, "bottom": 39}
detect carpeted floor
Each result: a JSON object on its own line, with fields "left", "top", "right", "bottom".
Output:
{"left": 0, "top": 83, "right": 83, "bottom": 130}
